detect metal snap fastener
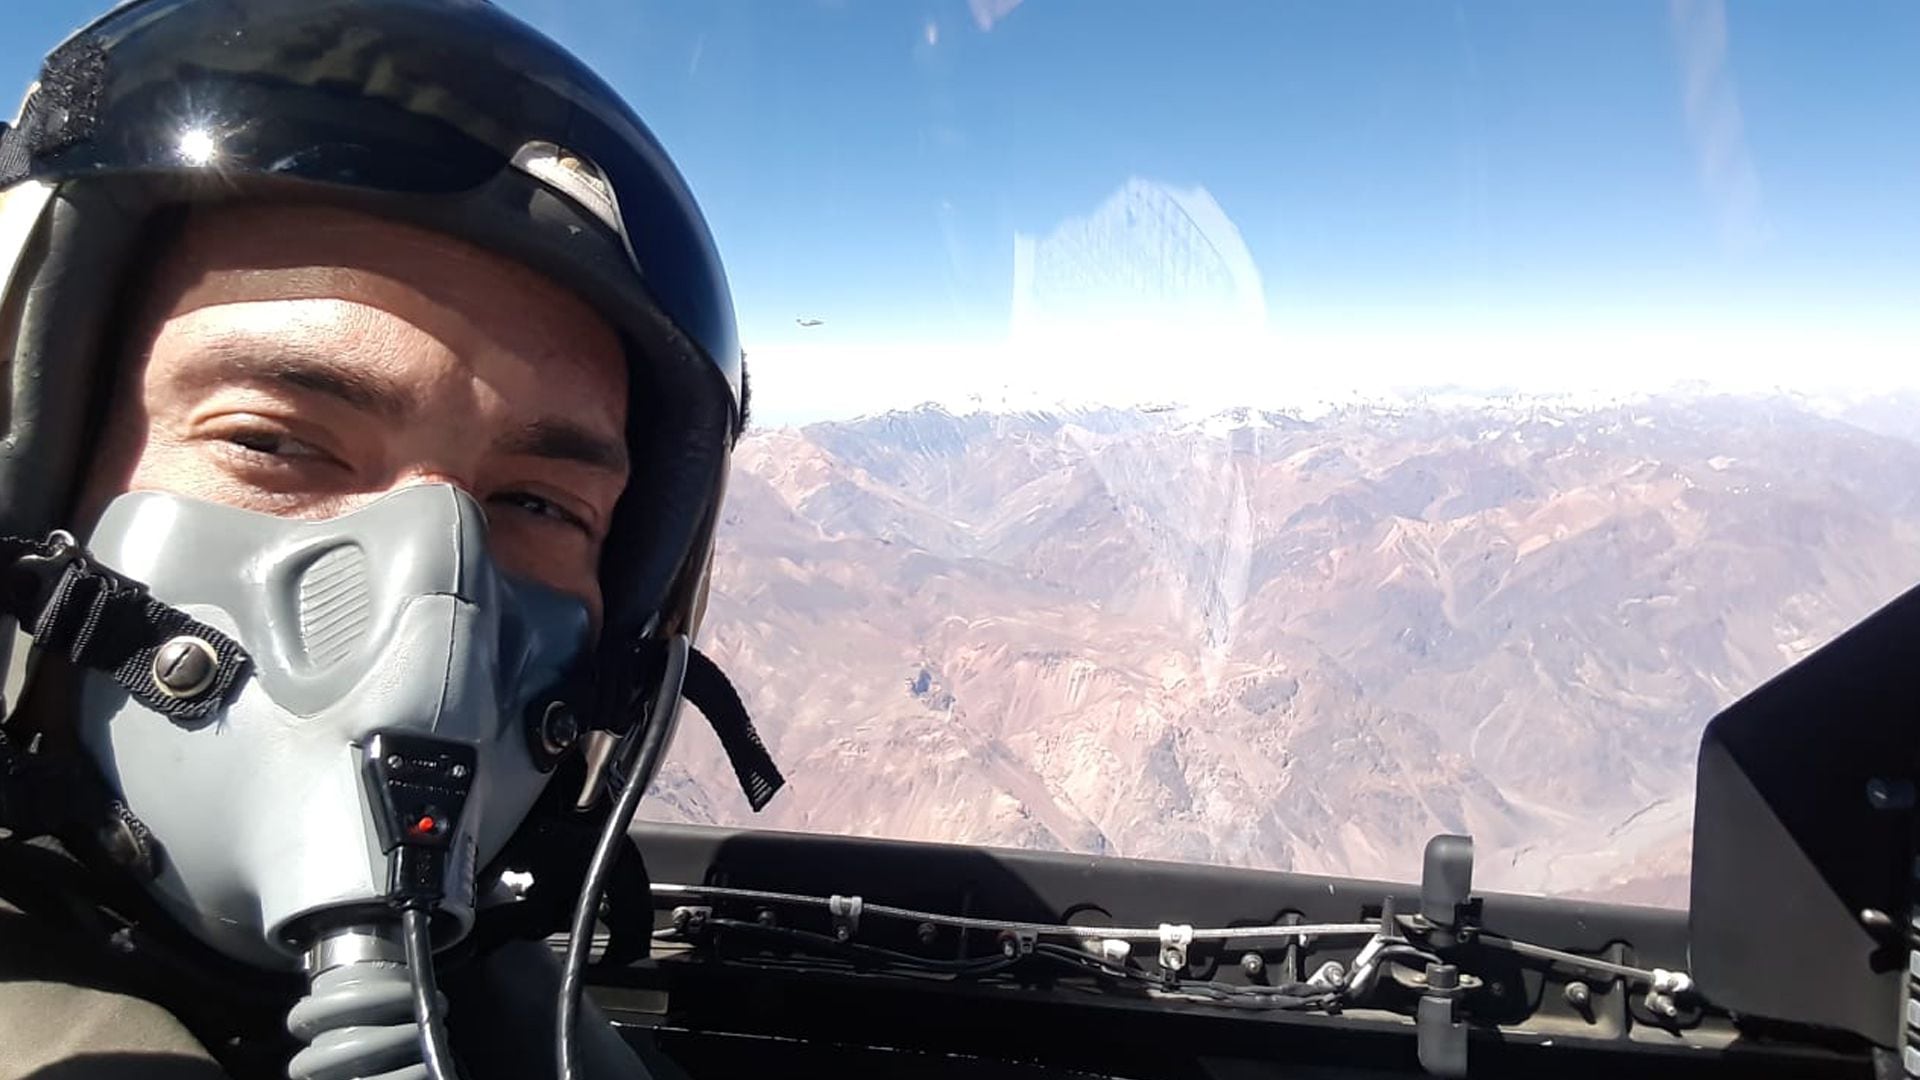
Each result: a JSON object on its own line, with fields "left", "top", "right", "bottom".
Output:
{"left": 152, "top": 636, "right": 218, "bottom": 699}
{"left": 540, "top": 701, "right": 580, "bottom": 757}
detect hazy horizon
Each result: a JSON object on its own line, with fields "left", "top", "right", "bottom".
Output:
{"left": 746, "top": 367, "right": 1920, "bottom": 429}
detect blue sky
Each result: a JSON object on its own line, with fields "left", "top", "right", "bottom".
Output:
{"left": 8, "top": 1, "right": 1918, "bottom": 420}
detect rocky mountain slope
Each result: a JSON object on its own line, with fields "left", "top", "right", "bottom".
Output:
{"left": 642, "top": 396, "right": 1920, "bottom": 907}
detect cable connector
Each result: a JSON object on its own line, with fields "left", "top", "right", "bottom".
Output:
{"left": 1650, "top": 968, "right": 1693, "bottom": 996}
{"left": 388, "top": 847, "right": 447, "bottom": 911}
{"left": 362, "top": 732, "right": 476, "bottom": 911}
{"left": 1080, "top": 937, "right": 1131, "bottom": 964}
{"left": 1642, "top": 968, "right": 1694, "bottom": 1021}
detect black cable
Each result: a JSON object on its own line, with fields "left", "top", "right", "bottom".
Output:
{"left": 685, "top": 950, "right": 1022, "bottom": 985}
{"left": 1377, "top": 943, "right": 1445, "bottom": 967}
{"left": 1029, "top": 944, "right": 1340, "bottom": 1010}
{"left": 667, "top": 917, "right": 1340, "bottom": 1014}
{"left": 557, "top": 634, "right": 689, "bottom": 1080}
{"left": 700, "top": 917, "right": 1023, "bottom": 976}
{"left": 1031, "top": 942, "right": 1140, "bottom": 980}
{"left": 656, "top": 872, "right": 1680, "bottom": 1021}
{"left": 653, "top": 882, "right": 1379, "bottom": 942}
{"left": 673, "top": 916, "right": 1065, "bottom": 980}
{"left": 404, "top": 907, "right": 460, "bottom": 1080}
{"left": 1158, "top": 984, "right": 1338, "bottom": 1009}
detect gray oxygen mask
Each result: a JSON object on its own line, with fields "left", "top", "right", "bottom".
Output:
{"left": 75, "top": 483, "right": 589, "bottom": 970}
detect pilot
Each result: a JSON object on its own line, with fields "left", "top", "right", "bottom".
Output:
{"left": 0, "top": 2, "right": 763, "bottom": 1077}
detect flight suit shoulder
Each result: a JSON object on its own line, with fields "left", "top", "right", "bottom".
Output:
{"left": 0, "top": 907, "right": 229, "bottom": 1080}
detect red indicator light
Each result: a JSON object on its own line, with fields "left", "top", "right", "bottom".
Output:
{"left": 412, "top": 815, "right": 437, "bottom": 836}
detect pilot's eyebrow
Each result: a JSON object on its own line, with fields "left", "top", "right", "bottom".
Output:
{"left": 195, "top": 341, "right": 626, "bottom": 473}
{"left": 204, "top": 345, "right": 412, "bottom": 421}
{"left": 496, "top": 418, "right": 630, "bottom": 475}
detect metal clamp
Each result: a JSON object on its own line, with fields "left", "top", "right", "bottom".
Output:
{"left": 8, "top": 531, "right": 79, "bottom": 620}
{"left": 998, "top": 929, "right": 1037, "bottom": 959}
{"left": 1158, "top": 923, "right": 1193, "bottom": 984}
{"left": 1307, "top": 960, "right": 1348, "bottom": 990}
{"left": 1279, "top": 911, "right": 1305, "bottom": 983}
{"left": 305, "top": 925, "right": 405, "bottom": 976}
{"left": 671, "top": 906, "right": 712, "bottom": 935}
{"left": 829, "top": 894, "right": 863, "bottom": 942}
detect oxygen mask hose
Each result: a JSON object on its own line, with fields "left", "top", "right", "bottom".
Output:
{"left": 287, "top": 732, "right": 481, "bottom": 1080}
{"left": 289, "top": 924, "right": 427, "bottom": 1080}
{"left": 558, "top": 634, "right": 690, "bottom": 1080}
{"left": 286, "top": 912, "right": 459, "bottom": 1080}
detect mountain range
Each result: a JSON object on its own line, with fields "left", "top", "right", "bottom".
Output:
{"left": 641, "top": 395, "right": 1920, "bottom": 908}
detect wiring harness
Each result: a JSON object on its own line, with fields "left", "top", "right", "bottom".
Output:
{"left": 635, "top": 837, "right": 1703, "bottom": 1080}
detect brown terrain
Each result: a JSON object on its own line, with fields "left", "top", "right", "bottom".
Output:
{"left": 640, "top": 396, "right": 1920, "bottom": 908}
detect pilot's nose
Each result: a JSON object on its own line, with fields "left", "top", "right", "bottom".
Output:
{"left": 305, "top": 472, "right": 486, "bottom": 531}
{"left": 387, "top": 471, "right": 486, "bottom": 518}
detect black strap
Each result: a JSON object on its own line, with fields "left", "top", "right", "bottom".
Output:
{"left": 1, "top": 533, "right": 250, "bottom": 724}
{"left": 683, "top": 646, "right": 785, "bottom": 812}
{"left": 468, "top": 647, "right": 784, "bottom": 960}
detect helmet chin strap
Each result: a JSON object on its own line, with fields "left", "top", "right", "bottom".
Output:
{"left": 572, "top": 641, "right": 783, "bottom": 815}
{"left": 0, "top": 530, "right": 251, "bottom": 726}
{"left": 0, "top": 528, "right": 251, "bottom": 881}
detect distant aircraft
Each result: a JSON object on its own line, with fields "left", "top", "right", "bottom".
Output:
{"left": 796, "top": 317, "right": 825, "bottom": 328}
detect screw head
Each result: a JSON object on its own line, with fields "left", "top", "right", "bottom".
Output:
{"left": 386, "top": 754, "right": 406, "bottom": 770}
{"left": 917, "top": 921, "right": 939, "bottom": 945}
{"left": 1565, "top": 981, "right": 1592, "bottom": 1009}
{"left": 449, "top": 763, "right": 469, "bottom": 780}
{"left": 1240, "top": 952, "right": 1265, "bottom": 977}
{"left": 151, "top": 636, "right": 218, "bottom": 699}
